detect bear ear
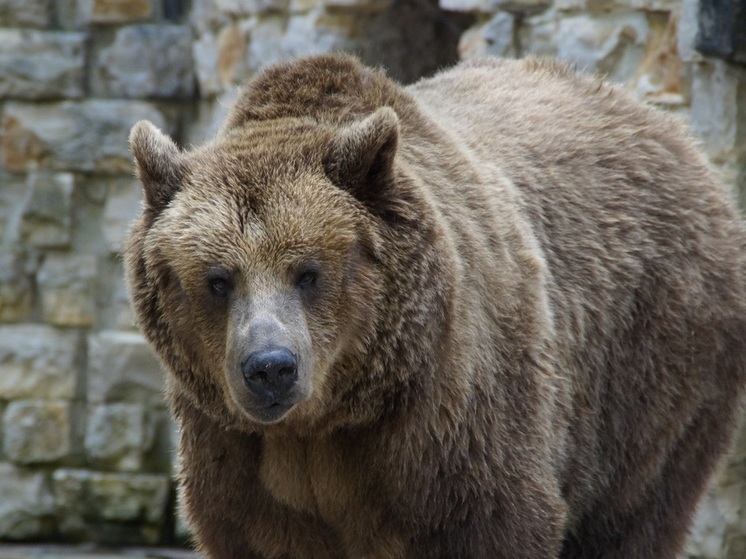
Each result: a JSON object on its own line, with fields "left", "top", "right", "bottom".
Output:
{"left": 324, "top": 107, "right": 399, "bottom": 211}
{"left": 129, "top": 120, "right": 185, "bottom": 212}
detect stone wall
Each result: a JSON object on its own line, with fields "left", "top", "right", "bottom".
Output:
{"left": 0, "top": 0, "right": 743, "bottom": 554}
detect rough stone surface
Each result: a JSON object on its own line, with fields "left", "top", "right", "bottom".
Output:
{"left": 53, "top": 470, "right": 170, "bottom": 544}
{"left": 689, "top": 60, "right": 739, "bottom": 163}
{"left": 459, "top": 12, "right": 516, "bottom": 59}
{"left": 88, "top": 331, "right": 165, "bottom": 407}
{"left": 553, "top": 12, "right": 649, "bottom": 83}
{"left": 102, "top": 179, "right": 142, "bottom": 254}
{"left": 215, "top": 0, "right": 290, "bottom": 15}
{"left": 19, "top": 172, "right": 74, "bottom": 249}
{"left": 3, "top": 401, "right": 71, "bottom": 464}
{"left": 0, "top": 463, "right": 55, "bottom": 540}
{"left": 1, "top": 101, "right": 168, "bottom": 174}
{"left": 0, "top": 0, "right": 53, "bottom": 27}
{"left": 0, "top": 251, "right": 33, "bottom": 322}
{"left": 37, "top": 254, "right": 97, "bottom": 327}
{"left": 0, "top": 325, "right": 79, "bottom": 401}
{"left": 77, "top": 0, "right": 154, "bottom": 23}
{"left": 85, "top": 403, "right": 150, "bottom": 472}
{"left": 0, "top": 173, "right": 26, "bottom": 247}
{"left": 0, "top": 30, "right": 85, "bottom": 100}
{"left": 95, "top": 25, "right": 195, "bottom": 99}
{"left": 439, "top": 0, "right": 496, "bottom": 13}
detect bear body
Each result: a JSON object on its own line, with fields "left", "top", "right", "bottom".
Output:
{"left": 125, "top": 54, "right": 746, "bottom": 559}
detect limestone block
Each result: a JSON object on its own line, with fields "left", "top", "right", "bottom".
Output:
{"left": 215, "top": 0, "right": 290, "bottom": 15}
{"left": 491, "top": 0, "right": 549, "bottom": 14}
{"left": 438, "top": 0, "right": 496, "bottom": 13}
{"left": 0, "top": 251, "right": 32, "bottom": 322}
{"left": 89, "top": 472, "right": 169, "bottom": 522}
{"left": 183, "top": 92, "right": 238, "bottom": 146}
{"left": 248, "top": 15, "right": 292, "bottom": 74}
{"left": 19, "top": 172, "right": 74, "bottom": 249}
{"left": 85, "top": 403, "right": 152, "bottom": 472}
{"left": 553, "top": 13, "right": 649, "bottom": 83}
{"left": 77, "top": 0, "right": 154, "bottom": 23}
{"left": 99, "top": 268, "right": 138, "bottom": 331}
{"left": 459, "top": 12, "right": 516, "bottom": 60}
{"left": 0, "top": 30, "right": 85, "bottom": 100}
{"left": 0, "top": 325, "right": 79, "bottom": 400}
{"left": 324, "top": 0, "right": 391, "bottom": 12}
{"left": 1, "top": 100, "right": 168, "bottom": 174}
{"left": 193, "top": 23, "right": 252, "bottom": 96}
{"left": 281, "top": 11, "right": 356, "bottom": 59}
{"left": 190, "top": 0, "right": 231, "bottom": 35}
{"left": 686, "top": 482, "right": 744, "bottom": 558}
{"left": 0, "top": 463, "right": 55, "bottom": 540}
{"left": 37, "top": 253, "right": 97, "bottom": 327}
{"left": 0, "top": 172, "right": 26, "bottom": 246}
{"left": 95, "top": 24, "right": 195, "bottom": 99}
{"left": 193, "top": 31, "right": 221, "bottom": 96}
{"left": 689, "top": 60, "right": 738, "bottom": 163}
{"left": 53, "top": 469, "right": 170, "bottom": 544}
{"left": 0, "top": 0, "right": 53, "bottom": 27}
{"left": 555, "top": 0, "right": 677, "bottom": 10}
{"left": 518, "top": 8, "right": 557, "bottom": 58}
{"left": 629, "top": 13, "right": 685, "bottom": 106}
{"left": 3, "top": 401, "right": 71, "bottom": 464}
{"left": 677, "top": 0, "right": 703, "bottom": 63}
{"left": 88, "top": 331, "right": 165, "bottom": 407}
{"left": 51, "top": 468, "right": 89, "bottom": 537}
{"left": 103, "top": 178, "right": 142, "bottom": 254}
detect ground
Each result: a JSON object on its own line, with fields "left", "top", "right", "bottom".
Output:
{"left": 0, "top": 545, "right": 199, "bottom": 559}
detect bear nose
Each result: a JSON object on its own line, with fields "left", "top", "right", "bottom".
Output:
{"left": 241, "top": 347, "right": 298, "bottom": 401}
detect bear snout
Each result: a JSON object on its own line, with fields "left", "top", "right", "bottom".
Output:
{"left": 242, "top": 347, "right": 299, "bottom": 403}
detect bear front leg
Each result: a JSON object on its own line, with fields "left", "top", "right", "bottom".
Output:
{"left": 412, "top": 478, "right": 567, "bottom": 559}
{"left": 173, "top": 394, "right": 344, "bottom": 559}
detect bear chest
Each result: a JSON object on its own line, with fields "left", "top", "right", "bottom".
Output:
{"left": 259, "top": 436, "right": 361, "bottom": 521}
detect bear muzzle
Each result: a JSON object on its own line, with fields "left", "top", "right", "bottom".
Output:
{"left": 241, "top": 346, "right": 299, "bottom": 403}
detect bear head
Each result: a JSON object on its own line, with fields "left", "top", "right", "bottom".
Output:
{"left": 125, "top": 106, "right": 430, "bottom": 433}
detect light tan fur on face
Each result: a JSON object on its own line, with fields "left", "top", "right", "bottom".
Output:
{"left": 125, "top": 54, "right": 746, "bottom": 559}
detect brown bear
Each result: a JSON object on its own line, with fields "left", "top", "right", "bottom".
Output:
{"left": 125, "top": 54, "right": 746, "bottom": 559}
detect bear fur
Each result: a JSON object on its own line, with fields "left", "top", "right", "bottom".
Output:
{"left": 125, "top": 54, "right": 746, "bottom": 559}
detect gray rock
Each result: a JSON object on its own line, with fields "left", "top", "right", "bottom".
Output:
{"left": 0, "top": 251, "right": 32, "bottom": 322}
{"left": 215, "top": 0, "right": 290, "bottom": 15}
{"left": 689, "top": 60, "right": 738, "bottom": 163}
{"left": 0, "top": 30, "right": 85, "bottom": 100}
{"left": 89, "top": 472, "right": 169, "bottom": 523}
{"left": 3, "top": 401, "right": 71, "bottom": 464}
{"left": 77, "top": 0, "right": 155, "bottom": 24}
{"left": 0, "top": 463, "right": 55, "bottom": 540}
{"left": 20, "top": 172, "right": 74, "bottom": 249}
{"left": 0, "top": 0, "right": 52, "bottom": 27}
{"left": 0, "top": 325, "right": 79, "bottom": 400}
{"left": 281, "top": 11, "right": 356, "bottom": 60}
{"left": 103, "top": 178, "right": 142, "bottom": 254}
{"left": 53, "top": 469, "right": 170, "bottom": 544}
{"left": 85, "top": 403, "right": 150, "bottom": 472}
{"left": 96, "top": 24, "right": 195, "bottom": 99}
{"left": 37, "top": 253, "right": 97, "bottom": 327}
{"left": 438, "top": 0, "right": 496, "bottom": 13}
{"left": 1, "top": 100, "right": 168, "bottom": 174}
{"left": 553, "top": 12, "right": 649, "bottom": 83}
{"left": 0, "top": 172, "right": 26, "bottom": 248}
{"left": 459, "top": 12, "right": 516, "bottom": 60}
{"left": 87, "top": 331, "right": 166, "bottom": 407}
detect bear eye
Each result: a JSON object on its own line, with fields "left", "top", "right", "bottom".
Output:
{"left": 296, "top": 268, "right": 319, "bottom": 290}
{"left": 207, "top": 269, "right": 232, "bottom": 298}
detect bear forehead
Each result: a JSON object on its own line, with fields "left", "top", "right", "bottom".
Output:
{"left": 158, "top": 160, "right": 360, "bottom": 271}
